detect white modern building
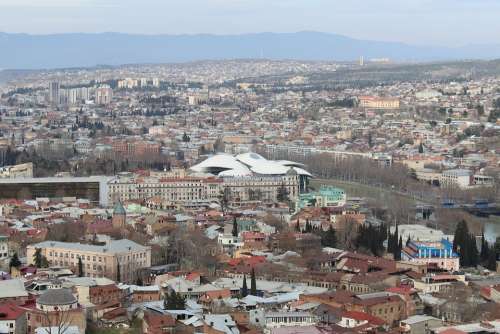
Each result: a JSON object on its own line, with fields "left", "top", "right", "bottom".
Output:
{"left": 190, "top": 152, "right": 312, "bottom": 192}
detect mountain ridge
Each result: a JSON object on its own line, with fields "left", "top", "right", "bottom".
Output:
{"left": 1, "top": 31, "right": 500, "bottom": 70}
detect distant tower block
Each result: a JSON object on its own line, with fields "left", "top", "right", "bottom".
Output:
{"left": 359, "top": 56, "right": 364, "bottom": 66}
{"left": 112, "top": 201, "right": 126, "bottom": 229}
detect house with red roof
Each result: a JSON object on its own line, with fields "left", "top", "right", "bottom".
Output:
{"left": 0, "top": 303, "right": 26, "bottom": 334}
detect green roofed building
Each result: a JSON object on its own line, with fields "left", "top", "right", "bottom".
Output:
{"left": 295, "top": 186, "right": 346, "bottom": 212}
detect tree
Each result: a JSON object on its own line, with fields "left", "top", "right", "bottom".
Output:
{"left": 78, "top": 257, "right": 84, "bottom": 277}
{"left": 116, "top": 262, "right": 121, "bottom": 282}
{"left": 453, "top": 220, "right": 478, "bottom": 267}
{"left": 163, "top": 290, "right": 186, "bottom": 310}
{"left": 487, "top": 237, "right": 500, "bottom": 271}
{"left": 241, "top": 275, "right": 248, "bottom": 297}
{"left": 232, "top": 217, "right": 238, "bottom": 237}
{"left": 182, "top": 132, "right": 190, "bottom": 142}
{"left": 480, "top": 232, "right": 490, "bottom": 262}
{"left": 321, "top": 226, "right": 337, "bottom": 248}
{"left": 277, "top": 183, "right": 290, "bottom": 202}
{"left": 9, "top": 252, "right": 21, "bottom": 270}
{"left": 418, "top": 142, "right": 424, "bottom": 154}
{"left": 295, "top": 220, "right": 301, "bottom": 232}
{"left": 33, "top": 248, "right": 48, "bottom": 268}
{"left": 250, "top": 268, "right": 257, "bottom": 295}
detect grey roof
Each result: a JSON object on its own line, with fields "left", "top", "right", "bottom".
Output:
{"left": 37, "top": 288, "right": 76, "bottom": 306}
{"left": 31, "top": 239, "right": 149, "bottom": 255}
{"left": 0, "top": 279, "right": 28, "bottom": 299}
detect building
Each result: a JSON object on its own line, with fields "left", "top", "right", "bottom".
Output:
{"left": 0, "top": 176, "right": 112, "bottom": 206}
{"left": 0, "top": 236, "right": 9, "bottom": 268}
{"left": 0, "top": 303, "right": 27, "bottom": 334}
{"left": 95, "top": 85, "right": 113, "bottom": 105}
{"left": 26, "top": 288, "right": 86, "bottom": 334}
{"left": 27, "top": 239, "right": 151, "bottom": 283}
{"left": 296, "top": 186, "right": 346, "bottom": 211}
{"left": 401, "top": 239, "right": 459, "bottom": 272}
{"left": 190, "top": 152, "right": 311, "bottom": 192}
{"left": 0, "top": 280, "right": 29, "bottom": 304}
{"left": 440, "top": 169, "right": 473, "bottom": 189}
{"left": 48, "top": 82, "right": 60, "bottom": 104}
{"left": 0, "top": 163, "right": 33, "bottom": 179}
{"left": 359, "top": 96, "right": 400, "bottom": 109}
{"left": 264, "top": 311, "right": 319, "bottom": 330}
{"left": 111, "top": 202, "right": 126, "bottom": 229}
{"left": 400, "top": 315, "right": 443, "bottom": 334}
{"left": 107, "top": 172, "right": 299, "bottom": 207}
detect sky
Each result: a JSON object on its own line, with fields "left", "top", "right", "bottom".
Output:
{"left": 0, "top": 0, "right": 497, "bottom": 47}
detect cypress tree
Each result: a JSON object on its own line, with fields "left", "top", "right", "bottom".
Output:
{"left": 480, "top": 232, "right": 490, "bottom": 262}
{"left": 9, "top": 252, "right": 21, "bottom": 271}
{"left": 232, "top": 217, "right": 238, "bottom": 237}
{"left": 250, "top": 268, "right": 257, "bottom": 295}
{"left": 241, "top": 275, "right": 248, "bottom": 297}
{"left": 78, "top": 257, "right": 84, "bottom": 277}
{"left": 116, "top": 263, "right": 121, "bottom": 282}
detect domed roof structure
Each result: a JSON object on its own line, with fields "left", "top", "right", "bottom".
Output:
{"left": 37, "top": 288, "right": 77, "bottom": 306}
{"left": 190, "top": 152, "right": 312, "bottom": 178}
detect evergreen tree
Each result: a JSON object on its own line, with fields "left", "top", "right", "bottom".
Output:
{"left": 321, "top": 226, "right": 337, "bottom": 248}
{"left": 418, "top": 142, "right": 424, "bottom": 153}
{"left": 453, "top": 220, "right": 479, "bottom": 267}
{"left": 250, "top": 268, "right": 257, "bottom": 295}
{"left": 78, "top": 257, "right": 84, "bottom": 277}
{"left": 232, "top": 217, "right": 238, "bottom": 237}
{"left": 9, "top": 252, "right": 21, "bottom": 270}
{"left": 480, "top": 232, "right": 490, "bottom": 262}
{"left": 241, "top": 274, "right": 248, "bottom": 297}
{"left": 295, "top": 220, "right": 301, "bottom": 232}
{"left": 164, "top": 290, "right": 186, "bottom": 310}
{"left": 116, "top": 263, "right": 121, "bottom": 282}
{"left": 33, "top": 248, "right": 48, "bottom": 268}
{"left": 453, "top": 220, "right": 469, "bottom": 252}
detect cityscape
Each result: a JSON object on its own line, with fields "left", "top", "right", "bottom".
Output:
{"left": 1, "top": 2, "right": 500, "bottom": 334}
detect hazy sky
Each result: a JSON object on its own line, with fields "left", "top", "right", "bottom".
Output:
{"left": 0, "top": 0, "right": 497, "bottom": 47}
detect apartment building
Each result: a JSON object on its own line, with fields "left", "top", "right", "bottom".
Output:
{"left": 26, "top": 239, "right": 151, "bottom": 283}
{"left": 359, "top": 96, "right": 400, "bottom": 109}
{"left": 107, "top": 173, "right": 299, "bottom": 206}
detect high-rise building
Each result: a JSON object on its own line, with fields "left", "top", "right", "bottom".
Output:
{"left": 48, "top": 81, "right": 60, "bottom": 104}
{"left": 95, "top": 85, "right": 113, "bottom": 105}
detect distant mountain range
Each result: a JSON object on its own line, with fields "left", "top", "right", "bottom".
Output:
{"left": 1, "top": 31, "right": 500, "bottom": 69}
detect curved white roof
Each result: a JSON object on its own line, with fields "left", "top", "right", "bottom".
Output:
{"left": 190, "top": 153, "right": 311, "bottom": 178}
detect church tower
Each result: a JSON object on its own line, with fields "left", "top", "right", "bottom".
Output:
{"left": 112, "top": 201, "right": 126, "bottom": 229}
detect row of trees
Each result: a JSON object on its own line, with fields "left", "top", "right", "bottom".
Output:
{"left": 387, "top": 224, "right": 403, "bottom": 261}
{"left": 241, "top": 268, "right": 257, "bottom": 297}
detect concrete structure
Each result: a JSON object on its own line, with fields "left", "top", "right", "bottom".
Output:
{"left": 0, "top": 176, "right": 112, "bottom": 206}
{"left": 401, "top": 239, "right": 459, "bottom": 272}
{"left": 296, "top": 186, "right": 346, "bottom": 211}
{"left": 95, "top": 85, "right": 113, "bottom": 105}
{"left": 27, "top": 289, "right": 86, "bottom": 334}
{"left": 400, "top": 315, "right": 443, "bottom": 334}
{"left": 440, "top": 169, "right": 472, "bottom": 189}
{"left": 0, "top": 163, "right": 33, "bottom": 179}
{"left": 27, "top": 239, "right": 151, "bottom": 283}
{"left": 48, "top": 81, "right": 60, "bottom": 104}
{"left": 359, "top": 96, "right": 400, "bottom": 109}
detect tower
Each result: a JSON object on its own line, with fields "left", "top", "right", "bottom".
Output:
{"left": 112, "top": 201, "right": 126, "bottom": 229}
{"left": 49, "top": 81, "right": 60, "bottom": 104}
